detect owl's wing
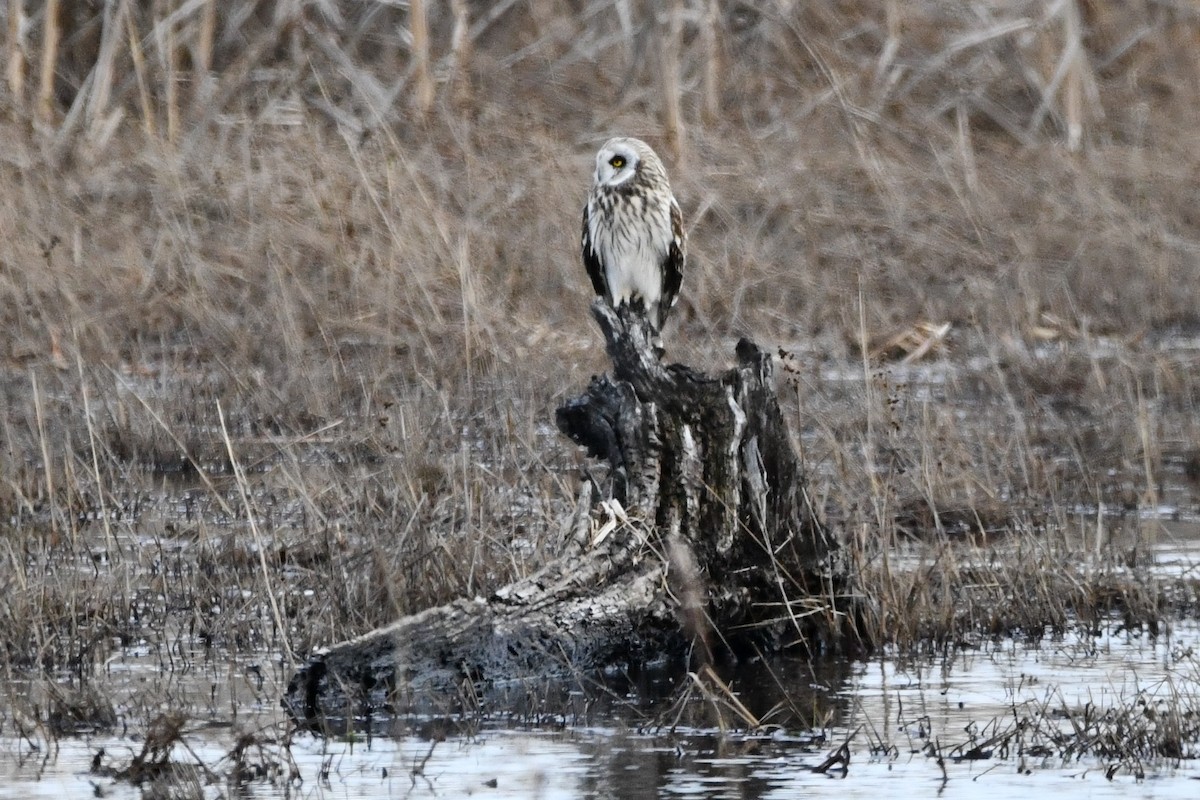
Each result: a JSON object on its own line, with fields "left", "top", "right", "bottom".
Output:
{"left": 659, "top": 196, "right": 686, "bottom": 327}
{"left": 581, "top": 202, "right": 608, "bottom": 298}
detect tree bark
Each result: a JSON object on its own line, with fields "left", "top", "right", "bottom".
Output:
{"left": 283, "top": 301, "right": 841, "bottom": 725}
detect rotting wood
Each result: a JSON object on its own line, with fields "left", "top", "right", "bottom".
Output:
{"left": 283, "top": 300, "right": 842, "bottom": 726}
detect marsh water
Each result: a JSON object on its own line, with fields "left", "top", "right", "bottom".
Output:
{"left": 4, "top": 601, "right": 1200, "bottom": 798}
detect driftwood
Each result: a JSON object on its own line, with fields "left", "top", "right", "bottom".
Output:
{"left": 283, "top": 301, "right": 841, "bottom": 725}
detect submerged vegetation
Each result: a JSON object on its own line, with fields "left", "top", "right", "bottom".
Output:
{"left": 2, "top": 0, "right": 1200, "bottom": 791}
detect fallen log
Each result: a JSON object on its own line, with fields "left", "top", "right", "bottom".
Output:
{"left": 283, "top": 301, "right": 842, "bottom": 725}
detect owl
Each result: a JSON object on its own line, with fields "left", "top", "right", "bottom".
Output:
{"left": 581, "top": 137, "right": 686, "bottom": 339}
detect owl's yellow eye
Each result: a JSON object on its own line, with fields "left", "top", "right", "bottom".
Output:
{"left": 609, "top": 156, "right": 626, "bottom": 169}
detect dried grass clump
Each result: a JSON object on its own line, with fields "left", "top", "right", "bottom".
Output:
{"left": 935, "top": 665, "right": 1200, "bottom": 771}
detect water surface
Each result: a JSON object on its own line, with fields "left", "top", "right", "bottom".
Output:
{"left": 4, "top": 621, "right": 1198, "bottom": 798}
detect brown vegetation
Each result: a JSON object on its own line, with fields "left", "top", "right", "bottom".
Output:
{"left": 1, "top": 0, "right": 1199, "bottom": 758}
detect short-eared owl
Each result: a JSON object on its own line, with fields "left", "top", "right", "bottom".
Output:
{"left": 581, "top": 137, "right": 686, "bottom": 336}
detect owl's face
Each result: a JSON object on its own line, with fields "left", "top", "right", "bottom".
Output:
{"left": 593, "top": 138, "right": 645, "bottom": 188}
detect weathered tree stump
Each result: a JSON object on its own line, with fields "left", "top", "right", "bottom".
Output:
{"left": 283, "top": 301, "right": 841, "bottom": 725}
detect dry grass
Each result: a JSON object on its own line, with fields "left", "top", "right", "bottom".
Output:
{"left": 1, "top": 0, "right": 1200, "bottom": 742}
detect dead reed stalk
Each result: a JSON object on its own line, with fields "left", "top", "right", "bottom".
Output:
{"left": 699, "top": 0, "right": 721, "bottom": 124}
{"left": 37, "top": 0, "right": 62, "bottom": 123}
{"left": 410, "top": 0, "right": 434, "bottom": 115}
{"left": 87, "top": 0, "right": 132, "bottom": 136}
{"left": 1061, "top": 0, "right": 1084, "bottom": 151}
{"left": 661, "top": 0, "right": 685, "bottom": 162}
{"left": 217, "top": 401, "right": 295, "bottom": 668}
{"left": 157, "top": 0, "right": 180, "bottom": 143}
{"left": 196, "top": 0, "right": 216, "bottom": 76}
{"left": 124, "top": 4, "right": 156, "bottom": 137}
{"left": 193, "top": 0, "right": 216, "bottom": 111}
{"left": 449, "top": 0, "right": 472, "bottom": 107}
{"left": 6, "top": 0, "right": 26, "bottom": 108}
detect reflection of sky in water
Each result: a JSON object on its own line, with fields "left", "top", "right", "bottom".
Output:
{"left": 1148, "top": 520, "right": 1200, "bottom": 579}
{"left": 4, "top": 623, "right": 1198, "bottom": 799}
{"left": 875, "top": 517, "right": 1200, "bottom": 580}
{"left": 846, "top": 626, "right": 1197, "bottom": 747}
